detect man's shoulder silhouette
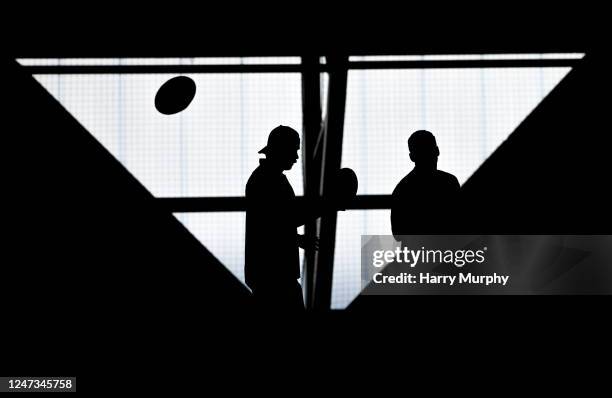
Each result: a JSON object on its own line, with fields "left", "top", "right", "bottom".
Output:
{"left": 434, "top": 169, "right": 460, "bottom": 188}
{"left": 393, "top": 169, "right": 459, "bottom": 195}
{"left": 245, "top": 161, "right": 266, "bottom": 196}
{"left": 246, "top": 159, "right": 290, "bottom": 198}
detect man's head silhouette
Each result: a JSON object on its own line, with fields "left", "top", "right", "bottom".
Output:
{"left": 408, "top": 130, "right": 439, "bottom": 171}
{"left": 259, "top": 125, "right": 300, "bottom": 170}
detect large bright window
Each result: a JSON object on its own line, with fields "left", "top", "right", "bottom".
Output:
{"left": 27, "top": 59, "right": 303, "bottom": 286}
{"left": 32, "top": 72, "right": 303, "bottom": 197}
{"left": 333, "top": 66, "right": 572, "bottom": 308}
{"left": 19, "top": 56, "right": 579, "bottom": 308}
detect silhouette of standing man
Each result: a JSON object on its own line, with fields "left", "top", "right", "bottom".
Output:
{"left": 391, "top": 130, "right": 460, "bottom": 239}
{"left": 245, "top": 126, "right": 319, "bottom": 311}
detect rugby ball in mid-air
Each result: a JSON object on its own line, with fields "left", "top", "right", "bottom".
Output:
{"left": 154, "top": 76, "right": 196, "bottom": 115}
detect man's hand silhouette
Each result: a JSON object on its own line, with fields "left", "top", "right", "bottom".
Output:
{"left": 297, "top": 234, "right": 319, "bottom": 251}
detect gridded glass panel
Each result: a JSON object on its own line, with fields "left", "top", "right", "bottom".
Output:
{"left": 18, "top": 57, "right": 301, "bottom": 66}
{"left": 22, "top": 58, "right": 576, "bottom": 309}
{"left": 32, "top": 73, "right": 303, "bottom": 197}
{"left": 333, "top": 210, "right": 391, "bottom": 308}
{"left": 341, "top": 67, "right": 571, "bottom": 195}
{"left": 350, "top": 53, "right": 585, "bottom": 61}
{"left": 333, "top": 67, "right": 572, "bottom": 308}
{"left": 320, "top": 72, "right": 329, "bottom": 114}
{"left": 175, "top": 212, "right": 305, "bottom": 286}
{"left": 175, "top": 212, "right": 247, "bottom": 284}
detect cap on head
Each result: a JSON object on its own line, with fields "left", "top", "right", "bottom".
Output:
{"left": 258, "top": 125, "right": 300, "bottom": 154}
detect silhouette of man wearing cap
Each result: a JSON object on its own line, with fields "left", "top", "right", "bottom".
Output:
{"left": 245, "top": 125, "right": 323, "bottom": 311}
{"left": 391, "top": 130, "right": 460, "bottom": 241}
